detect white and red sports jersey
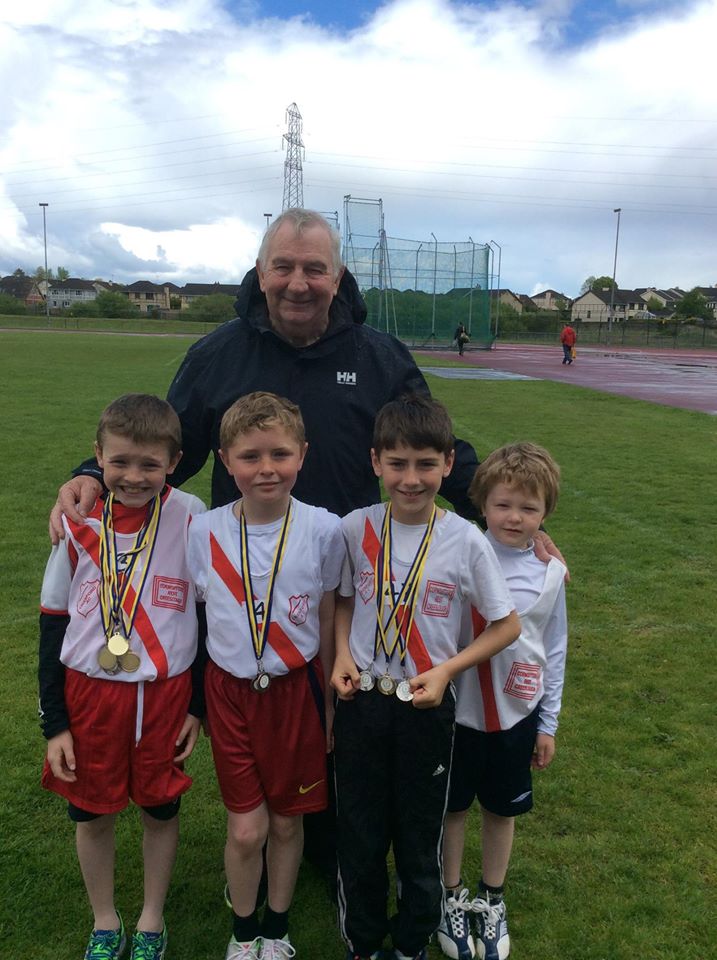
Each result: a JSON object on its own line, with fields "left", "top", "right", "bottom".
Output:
{"left": 455, "top": 532, "right": 567, "bottom": 734}
{"left": 339, "top": 505, "right": 514, "bottom": 681}
{"left": 187, "top": 497, "right": 344, "bottom": 679}
{"left": 40, "top": 487, "right": 206, "bottom": 682}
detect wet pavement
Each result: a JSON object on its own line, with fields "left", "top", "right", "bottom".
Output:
{"left": 416, "top": 344, "right": 717, "bottom": 415}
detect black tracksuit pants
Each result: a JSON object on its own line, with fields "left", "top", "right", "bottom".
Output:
{"left": 334, "top": 687, "right": 455, "bottom": 957}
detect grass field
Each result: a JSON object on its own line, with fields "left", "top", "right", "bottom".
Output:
{"left": 1, "top": 330, "right": 715, "bottom": 959}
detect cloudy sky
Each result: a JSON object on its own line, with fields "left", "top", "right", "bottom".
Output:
{"left": 1, "top": 0, "right": 715, "bottom": 298}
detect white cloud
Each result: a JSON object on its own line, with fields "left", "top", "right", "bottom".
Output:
{"left": 1, "top": 0, "right": 715, "bottom": 295}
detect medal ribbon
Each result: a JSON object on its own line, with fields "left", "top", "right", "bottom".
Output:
{"left": 98, "top": 493, "right": 162, "bottom": 641}
{"left": 373, "top": 503, "right": 436, "bottom": 664}
{"left": 238, "top": 502, "right": 292, "bottom": 668}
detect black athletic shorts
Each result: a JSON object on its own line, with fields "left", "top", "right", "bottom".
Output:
{"left": 447, "top": 708, "right": 540, "bottom": 817}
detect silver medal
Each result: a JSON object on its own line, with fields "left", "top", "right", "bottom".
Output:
{"left": 395, "top": 679, "right": 414, "bottom": 702}
{"left": 359, "top": 670, "right": 375, "bottom": 692}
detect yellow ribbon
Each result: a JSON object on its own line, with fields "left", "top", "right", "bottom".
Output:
{"left": 374, "top": 503, "right": 436, "bottom": 664}
{"left": 238, "top": 502, "right": 292, "bottom": 664}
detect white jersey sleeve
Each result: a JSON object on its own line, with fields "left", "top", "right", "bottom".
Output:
{"left": 537, "top": 582, "right": 568, "bottom": 735}
{"left": 187, "top": 509, "right": 213, "bottom": 601}
{"left": 316, "top": 509, "right": 346, "bottom": 592}
{"left": 40, "top": 535, "right": 74, "bottom": 614}
{"left": 459, "top": 525, "right": 516, "bottom": 624}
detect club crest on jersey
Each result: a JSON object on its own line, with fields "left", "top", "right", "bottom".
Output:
{"left": 421, "top": 580, "right": 456, "bottom": 617}
{"left": 77, "top": 579, "right": 100, "bottom": 618}
{"left": 504, "top": 661, "right": 542, "bottom": 701}
{"left": 358, "top": 570, "right": 375, "bottom": 604}
{"left": 289, "top": 594, "right": 309, "bottom": 625}
{"left": 152, "top": 576, "right": 188, "bottom": 612}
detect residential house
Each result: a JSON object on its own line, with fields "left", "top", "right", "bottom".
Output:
{"left": 489, "top": 289, "right": 526, "bottom": 314}
{"left": 179, "top": 282, "right": 241, "bottom": 310}
{"left": 123, "top": 281, "right": 182, "bottom": 314}
{"left": 571, "top": 288, "right": 654, "bottom": 324}
{"left": 531, "top": 289, "right": 568, "bottom": 311}
{"left": 696, "top": 287, "right": 717, "bottom": 318}
{"left": 46, "top": 278, "right": 103, "bottom": 311}
{"left": 634, "top": 287, "right": 685, "bottom": 311}
{"left": 517, "top": 294, "right": 537, "bottom": 312}
{"left": 0, "top": 274, "right": 44, "bottom": 308}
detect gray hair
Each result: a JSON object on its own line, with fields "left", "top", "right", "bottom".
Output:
{"left": 257, "top": 209, "right": 343, "bottom": 277}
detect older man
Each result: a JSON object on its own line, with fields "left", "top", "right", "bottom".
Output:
{"left": 51, "top": 208, "right": 480, "bottom": 529}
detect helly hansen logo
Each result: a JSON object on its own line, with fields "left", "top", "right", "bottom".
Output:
{"left": 336, "top": 371, "right": 357, "bottom": 385}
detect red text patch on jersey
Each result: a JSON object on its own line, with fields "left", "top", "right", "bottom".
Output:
{"left": 503, "top": 662, "right": 541, "bottom": 701}
{"left": 358, "top": 570, "right": 375, "bottom": 604}
{"left": 152, "top": 576, "right": 188, "bottom": 612}
{"left": 77, "top": 579, "right": 100, "bottom": 618}
{"left": 289, "top": 594, "right": 309, "bottom": 625}
{"left": 421, "top": 580, "right": 456, "bottom": 617}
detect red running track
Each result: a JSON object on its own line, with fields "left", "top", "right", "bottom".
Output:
{"left": 416, "top": 344, "right": 717, "bottom": 415}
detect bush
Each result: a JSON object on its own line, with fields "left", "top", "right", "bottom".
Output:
{"left": 68, "top": 301, "right": 100, "bottom": 318}
{"left": 184, "top": 293, "right": 236, "bottom": 323}
{"left": 94, "top": 291, "right": 141, "bottom": 319}
{"left": 0, "top": 293, "right": 27, "bottom": 316}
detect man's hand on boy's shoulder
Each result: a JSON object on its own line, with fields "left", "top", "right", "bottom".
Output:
{"left": 409, "top": 663, "right": 451, "bottom": 709}
{"left": 533, "top": 530, "right": 570, "bottom": 582}
{"left": 331, "top": 653, "right": 361, "bottom": 700}
{"left": 46, "top": 730, "right": 77, "bottom": 782}
{"left": 174, "top": 714, "right": 201, "bottom": 762}
{"left": 49, "top": 476, "right": 103, "bottom": 544}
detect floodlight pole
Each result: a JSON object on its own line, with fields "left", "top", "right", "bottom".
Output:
{"left": 39, "top": 202, "right": 49, "bottom": 322}
{"left": 489, "top": 240, "right": 502, "bottom": 343}
{"left": 430, "top": 232, "right": 438, "bottom": 337}
{"left": 468, "top": 236, "right": 475, "bottom": 333}
{"left": 263, "top": 213, "right": 272, "bottom": 230}
{"left": 607, "top": 207, "right": 621, "bottom": 346}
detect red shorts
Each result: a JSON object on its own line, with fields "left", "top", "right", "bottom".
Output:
{"left": 205, "top": 658, "right": 328, "bottom": 816}
{"left": 41, "top": 668, "right": 193, "bottom": 815}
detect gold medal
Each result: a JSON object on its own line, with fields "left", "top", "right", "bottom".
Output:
{"left": 119, "top": 651, "right": 141, "bottom": 673}
{"left": 378, "top": 673, "right": 396, "bottom": 696}
{"left": 107, "top": 632, "right": 129, "bottom": 656}
{"left": 98, "top": 646, "right": 119, "bottom": 673}
{"left": 99, "top": 493, "right": 162, "bottom": 669}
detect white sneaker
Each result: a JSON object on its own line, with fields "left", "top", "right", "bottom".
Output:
{"left": 225, "top": 936, "right": 263, "bottom": 959}
{"left": 437, "top": 888, "right": 476, "bottom": 959}
{"left": 260, "top": 937, "right": 295, "bottom": 959}
{"left": 472, "top": 896, "right": 509, "bottom": 960}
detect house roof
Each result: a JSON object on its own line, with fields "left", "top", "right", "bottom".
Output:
{"left": 0, "top": 275, "right": 39, "bottom": 299}
{"left": 578, "top": 288, "right": 647, "bottom": 306}
{"left": 123, "top": 280, "right": 167, "bottom": 293}
{"left": 47, "top": 278, "right": 97, "bottom": 292}
{"left": 532, "top": 288, "right": 565, "bottom": 299}
{"left": 181, "top": 282, "right": 241, "bottom": 296}
{"left": 634, "top": 287, "right": 685, "bottom": 303}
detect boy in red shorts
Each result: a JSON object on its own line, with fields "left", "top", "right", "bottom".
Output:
{"left": 187, "top": 392, "right": 344, "bottom": 960}
{"left": 39, "top": 394, "right": 206, "bottom": 960}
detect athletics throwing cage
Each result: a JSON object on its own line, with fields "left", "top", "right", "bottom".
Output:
{"left": 342, "top": 196, "right": 494, "bottom": 348}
